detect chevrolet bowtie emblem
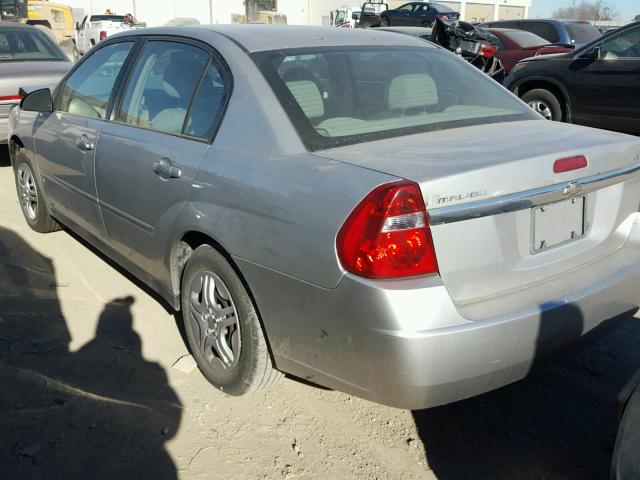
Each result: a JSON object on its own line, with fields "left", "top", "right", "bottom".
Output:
{"left": 563, "top": 182, "right": 582, "bottom": 196}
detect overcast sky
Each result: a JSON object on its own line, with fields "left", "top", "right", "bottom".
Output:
{"left": 529, "top": 0, "right": 638, "bottom": 20}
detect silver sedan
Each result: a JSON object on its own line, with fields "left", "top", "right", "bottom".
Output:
{"left": 0, "top": 21, "right": 72, "bottom": 144}
{"left": 8, "top": 25, "right": 640, "bottom": 409}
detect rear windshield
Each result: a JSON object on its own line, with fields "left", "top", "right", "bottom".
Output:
{"left": 504, "top": 30, "right": 549, "bottom": 48}
{"left": 90, "top": 15, "right": 126, "bottom": 22}
{"left": 0, "top": 27, "right": 66, "bottom": 61}
{"left": 565, "top": 22, "right": 601, "bottom": 44}
{"left": 254, "top": 46, "right": 537, "bottom": 151}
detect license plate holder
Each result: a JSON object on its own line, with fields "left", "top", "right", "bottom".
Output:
{"left": 531, "top": 196, "right": 585, "bottom": 253}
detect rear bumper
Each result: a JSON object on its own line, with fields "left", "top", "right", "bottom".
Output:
{"left": 237, "top": 214, "right": 640, "bottom": 410}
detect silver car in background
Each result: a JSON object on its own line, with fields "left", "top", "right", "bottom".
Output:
{"left": 8, "top": 25, "right": 640, "bottom": 409}
{"left": 0, "top": 21, "right": 72, "bottom": 144}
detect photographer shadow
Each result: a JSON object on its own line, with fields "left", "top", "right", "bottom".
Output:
{"left": 412, "top": 302, "right": 640, "bottom": 479}
{"left": 0, "top": 226, "right": 182, "bottom": 480}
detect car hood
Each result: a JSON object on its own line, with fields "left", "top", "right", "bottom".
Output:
{"left": 0, "top": 61, "right": 72, "bottom": 97}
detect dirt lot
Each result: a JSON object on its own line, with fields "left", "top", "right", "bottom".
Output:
{"left": 1, "top": 145, "right": 639, "bottom": 480}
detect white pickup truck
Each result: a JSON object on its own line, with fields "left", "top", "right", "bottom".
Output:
{"left": 73, "top": 14, "right": 138, "bottom": 59}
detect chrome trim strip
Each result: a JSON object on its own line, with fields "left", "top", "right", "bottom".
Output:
{"left": 429, "top": 163, "right": 640, "bottom": 225}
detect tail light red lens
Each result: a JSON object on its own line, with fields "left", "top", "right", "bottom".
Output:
{"left": 479, "top": 43, "right": 497, "bottom": 57}
{"left": 0, "top": 95, "right": 23, "bottom": 102}
{"left": 337, "top": 181, "right": 439, "bottom": 279}
{"left": 553, "top": 155, "right": 588, "bottom": 173}
{"left": 99, "top": 30, "right": 107, "bottom": 41}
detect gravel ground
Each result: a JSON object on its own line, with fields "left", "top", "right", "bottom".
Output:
{"left": 1, "top": 145, "right": 639, "bottom": 480}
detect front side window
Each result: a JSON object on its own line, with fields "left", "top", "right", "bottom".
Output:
{"left": 398, "top": 4, "right": 415, "bottom": 12}
{"left": 117, "top": 41, "right": 209, "bottom": 135}
{"left": 58, "top": 41, "right": 133, "bottom": 118}
{"left": 0, "top": 27, "right": 66, "bottom": 62}
{"left": 255, "top": 46, "right": 537, "bottom": 151}
{"left": 601, "top": 26, "right": 640, "bottom": 59}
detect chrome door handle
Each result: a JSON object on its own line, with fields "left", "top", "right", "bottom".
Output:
{"left": 153, "top": 158, "right": 181, "bottom": 180}
{"left": 76, "top": 134, "right": 94, "bottom": 152}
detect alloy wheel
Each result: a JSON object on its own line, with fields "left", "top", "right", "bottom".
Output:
{"left": 17, "top": 164, "right": 39, "bottom": 221}
{"left": 189, "top": 271, "right": 241, "bottom": 373}
{"left": 528, "top": 100, "right": 553, "bottom": 120}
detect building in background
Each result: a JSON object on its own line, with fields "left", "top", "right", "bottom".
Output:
{"left": 60, "top": 0, "right": 533, "bottom": 27}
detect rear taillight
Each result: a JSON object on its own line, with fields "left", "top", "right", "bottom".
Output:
{"left": 554, "top": 155, "right": 588, "bottom": 173}
{"left": 436, "top": 14, "right": 447, "bottom": 20}
{"left": 0, "top": 95, "right": 23, "bottom": 102}
{"left": 479, "top": 43, "right": 497, "bottom": 57}
{"left": 99, "top": 30, "right": 107, "bottom": 41}
{"left": 337, "top": 180, "right": 439, "bottom": 279}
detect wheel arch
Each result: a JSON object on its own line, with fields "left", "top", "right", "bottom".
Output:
{"left": 511, "top": 77, "right": 573, "bottom": 122}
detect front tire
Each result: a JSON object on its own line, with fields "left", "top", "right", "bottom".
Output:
{"left": 181, "top": 245, "right": 282, "bottom": 395}
{"left": 380, "top": 16, "right": 390, "bottom": 27}
{"left": 521, "top": 88, "right": 564, "bottom": 122}
{"left": 421, "top": 21, "right": 432, "bottom": 27}
{"left": 13, "top": 152, "right": 60, "bottom": 233}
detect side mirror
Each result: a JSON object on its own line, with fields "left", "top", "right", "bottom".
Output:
{"left": 21, "top": 89, "right": 53, "bottom": 113}
{"left": 582, "top": 46, "right": 601, "bottom": 60}
{"left": 75, "top": 21, "right": 80, "bottom": 30}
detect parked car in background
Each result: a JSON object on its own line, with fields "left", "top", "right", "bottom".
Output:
{"left": 0, "top": 21, "right": 72, "bottom": 143}
{"left": 376, "top": 25, "right": 432, "bottom": 39}
{"left": 480, "top": 19, "right": 601, "bottom": 48}
{"left": 504, "top": 21, "right": 640, "bottom": 135}
{"left": 487, "top": 28, "right": 574, "bottom": 74}
{"left": 380, "top": 2, "right": 459, "bottom": 27}
{"left": 356, "top": 2, "right": 388, "bottom": 28}
{"left": 8, "top": 25, "right": 640, "bottom": 410}
{"left": 73, "top": 14, "right": 139, "bottom": 58}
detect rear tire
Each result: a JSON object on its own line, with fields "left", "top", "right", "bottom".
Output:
{"left": 421, "top": 21, "right": 432, "bottom": 28}
{"left": 180, "top": 245, "right": 282, "bottom": 396}
{"left": 12, "top": 150, "right": 60, "bottom": 234}
{"left": 521, "top": 88, "right": 564, "bottom": 122}
{"left": 380, "top": 16, "right": 390, "bottom": 27}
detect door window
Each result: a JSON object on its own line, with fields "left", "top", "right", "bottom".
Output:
{"left": 184, "top": 62, "right": 229, "bottom": 139}
{"left": 521, "top": 22, "right": 559, "bottom": 43}
{"left": 601, "top": 27, "right": 640, "bottom": 59}
{"left": 398, "top": 4, "right": 415, "bottom": 12}
{"left": 58, "top": 41, "right": 133, "bottom": 119}
{"left": 116, "top": 41, "right": 209, "bottom": 135}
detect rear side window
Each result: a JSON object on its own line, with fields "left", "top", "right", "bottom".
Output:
{"left": 184, "top": 62, "right": 229, "bottom": 139}
{"left": 58, "top": 41, "right": 133, "bottom": 118}
{"left": 116, "top": 41, "right": 209, "bottom": 135}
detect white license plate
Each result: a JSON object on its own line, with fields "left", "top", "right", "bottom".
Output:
{"left": 532, "top": 196, "right": 585, "bottom": 253}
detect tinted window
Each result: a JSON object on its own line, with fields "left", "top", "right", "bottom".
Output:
{"left": 398, "top": 4, "right": 415, "bottom": 12}
{"left": 185, "top": 62, "right": 229, "bottom": 139}
{"left": 255, "top": 47, "right": 536, "bottom": 151}
{"left": 601, "top": 26, "right": 640, "bottom": 59}
{"left": 0, "top": 27, "right": 66, "bottom": 61}
{"left": 564, "top": 22, "right": 602, "bottom": 44}
{"left": 59, "top": 41, "right": 133, "bottom": 118}
{"left": 520, "top": 22, "right": 559, "bottom": 43}
{"left": 90, "top": 15, "right": 125, "bottom": 23}
{"left": 117, "top": 41, "right": 209, "bottom": 135}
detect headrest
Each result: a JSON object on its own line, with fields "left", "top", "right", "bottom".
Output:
{"left": 388, "top": 74, "right": 438, "bottom": 110}
{"left": 286, "top": 80, "right": 324, "bottom": 119}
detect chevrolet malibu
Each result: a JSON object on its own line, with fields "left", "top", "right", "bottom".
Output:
{"left": 8, "top": 26, "right": 640, "bottom": 409}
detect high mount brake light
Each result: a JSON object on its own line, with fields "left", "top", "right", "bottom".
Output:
{"left": 337, "top": 181, "right": 439, "bottom": 279}
{"left": 554, "top": 155, "right": 588, "bottom": 173}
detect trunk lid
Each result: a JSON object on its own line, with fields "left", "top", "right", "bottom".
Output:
{"left": 318, "top": 120, "right": 640, "bottom": 315}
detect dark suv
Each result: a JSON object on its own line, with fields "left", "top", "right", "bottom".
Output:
{"left": 480, "top": 19, "right": 601, "bottom": 48}
{"left": 503, "top": 22, "right": 640, "bottom": 136}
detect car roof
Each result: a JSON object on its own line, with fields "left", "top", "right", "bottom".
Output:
{"left": 116, "top": 24, "right": 435, "bottom": 53}
{"left": 0, "top": 21, "right": 32, "bottom": 29}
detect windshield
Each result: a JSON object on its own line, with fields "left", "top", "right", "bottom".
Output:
{"left": 565, "top": 22, "right": 601, "bottom": 44}
{"left": 505, "top": 30, "right": 549, "bottom": 48}
{"left": 253, "top": 46, "right": 536, "bottom": 151}
{"left": 0, "top": 27, "right": 66, "bottom": 61}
